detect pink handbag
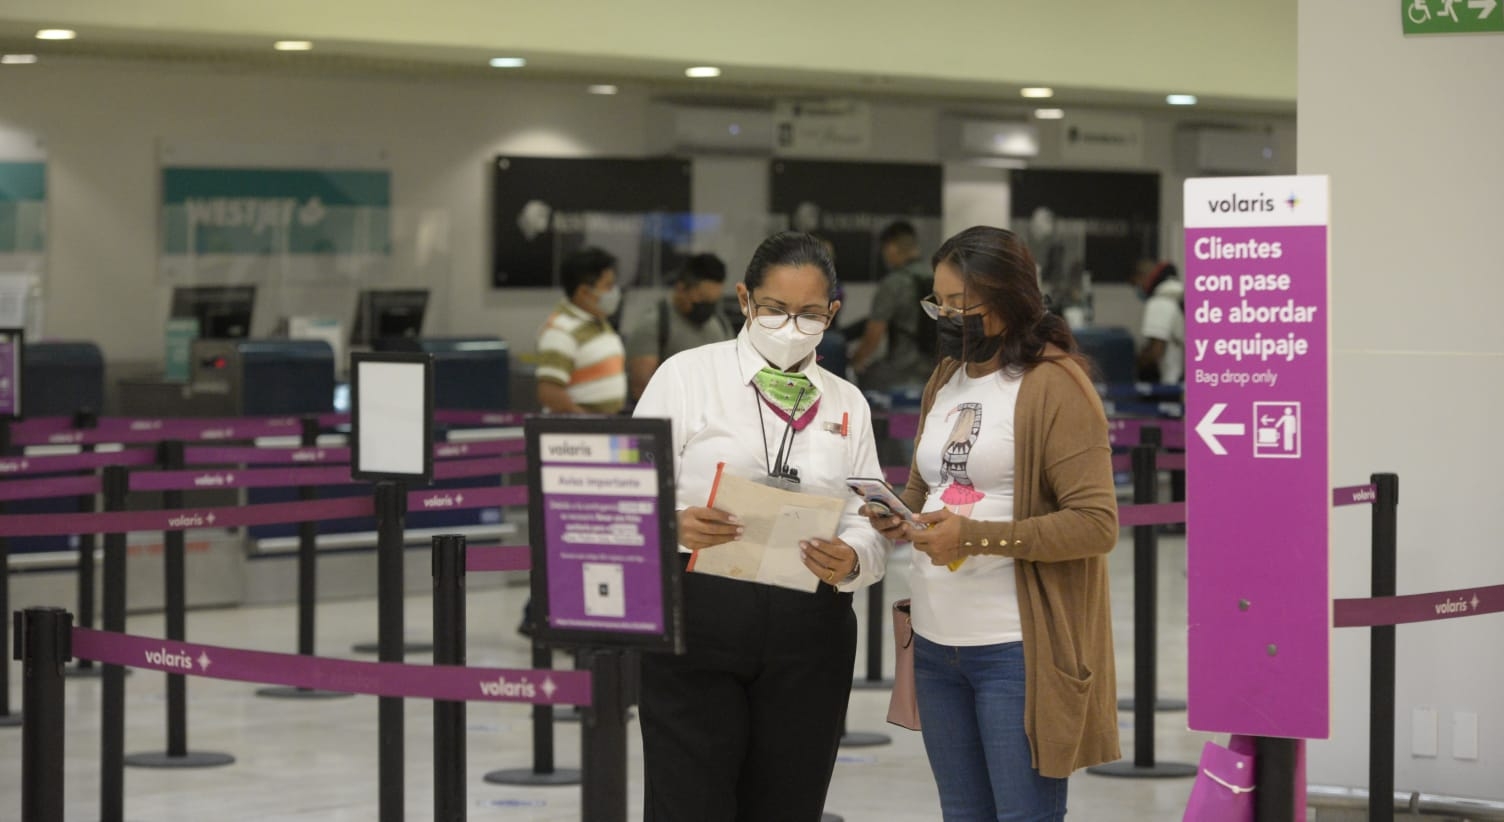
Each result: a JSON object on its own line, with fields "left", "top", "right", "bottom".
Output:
{"left": 1182, "top": 736, "right": 1256, "bottom": 822}
{"left": 886, "top": 599, "right": 920, "bottom": 730}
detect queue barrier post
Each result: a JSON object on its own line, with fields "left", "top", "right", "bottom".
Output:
{"left": 123, "top": 440, "right": 234, "bottom": 769}
{"left": 483, "top": 636, "right": 583, "bottom": 788}
{"left": 432, "top": 534, "right": 467, "bottom": 822}
{"left": 259, "top": 416, "right": 351, "bottom": 700}
{"left": 100, "top": 465, "right": 129, "bottom": 822}
{"left": 1088, "top": 433, "right": 1196, "bottom": 780}
{"left": 67, "top": 408, "right": 103, "bottom": 678}
{"left": 0, "top": 418, "right": 19, "bottom": 727}
{"left": 16, "top": 606, "right": 71, "bottom": 822}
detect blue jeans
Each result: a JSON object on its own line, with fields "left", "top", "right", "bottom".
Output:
{"left": 914, "top": 635, "right": 1069, "bottom": 821}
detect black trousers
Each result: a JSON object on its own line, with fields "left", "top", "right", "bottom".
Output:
{"left": 641, "top": 562, "right": 857, "bottom": 822}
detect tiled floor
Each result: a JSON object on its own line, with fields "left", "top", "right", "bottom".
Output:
{"left": 0, "top": 532, "right": 1215, "bottom": 820}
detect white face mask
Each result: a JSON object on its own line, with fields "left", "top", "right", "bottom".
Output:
{"left": 744, "top": 305, "right": 824, "bottom": 371}
{"left": 594, "top": 285, "right": 621, "bottom": 317}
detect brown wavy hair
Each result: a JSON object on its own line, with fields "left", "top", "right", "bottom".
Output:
{"left": 931, "top": 225, "right": 1091, "bottom": 376}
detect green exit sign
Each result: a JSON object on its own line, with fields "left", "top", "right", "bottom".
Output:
{"left": 1403, "top": 0, "right": 1504, "bottom": 33}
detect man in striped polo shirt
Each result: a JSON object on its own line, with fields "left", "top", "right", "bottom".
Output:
{"left": 535, "top": 247, "right": 628, "bottom": 414}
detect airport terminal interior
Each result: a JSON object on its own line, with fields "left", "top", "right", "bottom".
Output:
{"left": 0, "top": 0, "right": 1502, "bottom": 819}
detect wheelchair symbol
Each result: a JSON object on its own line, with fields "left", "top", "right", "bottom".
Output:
{"left": 1409, "top": 0, "right": 1431, "bottom": 24}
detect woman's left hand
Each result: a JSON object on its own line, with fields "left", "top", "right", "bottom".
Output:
{"left": 800, "top": 538, "right": 858, "bottom": 586}
{"left": 909, "top": 509, "right": 970, "bottom": 567}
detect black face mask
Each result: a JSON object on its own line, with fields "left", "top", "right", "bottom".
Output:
{"left": 937, "top": 314, "right": 1004, "bottom": 363}
{"left": 685, "top": 300, "right": 719, "bottom": 326}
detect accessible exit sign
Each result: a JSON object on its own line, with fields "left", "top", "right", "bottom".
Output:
{"left": 1402, "top": 0, "right": 1503, "bottom": 33}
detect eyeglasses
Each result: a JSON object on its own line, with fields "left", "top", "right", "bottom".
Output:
{"left": 748, "top": 300, "right": 831, "bottom": 335}
{"left": 920, "top": 296, "right": 985, "bottom": 321}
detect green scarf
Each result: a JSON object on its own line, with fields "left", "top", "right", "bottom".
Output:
{"left": 752, "top": 367, "right": 821, "bottom": 429}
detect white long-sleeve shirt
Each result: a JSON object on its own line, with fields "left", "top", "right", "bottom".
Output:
{"left": 633, "top": 329, "right": 888, "bottom": 591}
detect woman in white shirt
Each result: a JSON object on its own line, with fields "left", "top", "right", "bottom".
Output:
{"left": 632, "top": 232, "right": 888, "bottom": 822}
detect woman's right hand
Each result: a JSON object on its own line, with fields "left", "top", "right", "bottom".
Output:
{"left": 678, "top": 506, "right": 744, "bottom": 551}
{"left": 860, "top": 504, "right": 909, "bottom": 543}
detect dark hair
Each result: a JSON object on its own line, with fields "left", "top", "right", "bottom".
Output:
{"left": 878, "top": 220, "right": 917, "bottom": 247}
{"left": 559, "top": 247, "right": 617, "bottom": 298}
{"left": 932, "top": 225, "right": 1089, "bottom": 375}
{"left": 744, "top": 232, "right": 839, "bottom": 302}
{"left": 675, "top": 253, "right": 728, "bottom": 286}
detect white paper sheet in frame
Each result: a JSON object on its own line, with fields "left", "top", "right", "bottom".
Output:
{"left": 356, "top": 360, "right": 427, "bottom": 476}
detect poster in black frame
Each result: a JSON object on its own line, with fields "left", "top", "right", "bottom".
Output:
{"left": 349, "top": 351, "right": 434, "bottom": 485}
{"left": 525, "top": 416, "right": 683, "bottom": 654}
{"left": 491, "top": 156, "right": 694, "bottom": 290}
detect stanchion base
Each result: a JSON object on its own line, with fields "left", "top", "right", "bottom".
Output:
{"left": 1086, "top": 760, "right": 1197, "bottom": 779}
{"left": 350, "top": 640, "right": 435, "bottom": 655}
{"left": 483, "top": 767, "right": 582, "bottom": 786}
{"left": 851, "top": 678, "right": 894, "bottom": 691}
{"left": 840, "top": 731, "right": 892, "bottom": 748}
{"left": 1116, "top": 697, "right": 1188, "bottom": 713}
{"left": 255, "top": 686, "right": 354, "bottom": 700}
{"left": 123, "top": 750, "right": 237, "bottom": 769}
{"left": 0, "top": 712, "right": 22, "bottom": 727}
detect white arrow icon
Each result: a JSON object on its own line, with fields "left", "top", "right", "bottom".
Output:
{"left": 1196, "top": 403, "right": 1247, "bottom": 456}
{"left": 1469, "top": 0, "right": 1498, "bottom": 18}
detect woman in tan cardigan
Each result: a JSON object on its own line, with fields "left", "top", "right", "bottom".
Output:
{"left": 866, "top": 225, "right": 1120, "bottom": 820}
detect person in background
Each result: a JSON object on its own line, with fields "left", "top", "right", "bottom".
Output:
{"left": 534, "top": 247, "right": 628, "bottom": 414}
{"left": 852, "top": 220, "right": 936, "bottom": 393}
{"left": 633, "top": 231, "right": 888, "bottom": 821}
{"left": 865, "top": 225, "right": 1119, "bottom": 821}
{"left": 624, "top": 252, "right": 733, "bottom": 401}
{"left": 1130, "top": 259, "right": 1185, "bottom": 385}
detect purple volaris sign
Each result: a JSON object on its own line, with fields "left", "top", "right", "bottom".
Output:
{"left": 1185, "top": 175, "right": 1331, "bottom": 740}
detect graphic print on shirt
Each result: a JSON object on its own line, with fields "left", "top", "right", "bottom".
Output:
{"left": 938, "top": 402, "right": 986, "bottom": 517}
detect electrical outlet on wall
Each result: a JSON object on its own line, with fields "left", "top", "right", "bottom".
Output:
{"left": 1453, "top": 712, "right": 1479, "bottom": 761}
{"left": 1412, "top": 707, "right": 1438, "bottom": 757}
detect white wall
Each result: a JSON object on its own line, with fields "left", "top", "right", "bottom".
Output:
{"left": 1300, "top": 0, "right": 1504, "bottom": 800}
{"left": 0, "top": 59, "right": 1292, "bottom": 377}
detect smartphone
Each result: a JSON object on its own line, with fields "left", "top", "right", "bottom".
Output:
{"left": 845, "top": 477, "right": 926, "bottom": 530}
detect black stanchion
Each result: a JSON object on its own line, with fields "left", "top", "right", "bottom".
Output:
{"left": 581, "top": 649, "right": 629, "bottom": 822}
{"left": 1115, "top": 426, "right": 1187, "bottom": 715}
{"left": 124, "top": 441, "right": 234, "bottom": 769}
{"left": 1088, "top": 439, "right": 1195, "bottom": 780}
{"left": 433, "top": 534, "right": 467, "bottom": 822}
{"left": 260, "top": 417, "right": 350, "bottom": 700}
{"left": 1367, "top": 472, "right": 1399, "bottom": 822}
{"left": 66, "top": 409, "right": 103, "bottom": 679}
{"left": 484, "top": 638, "right": 582, "bottom": 786}
{"left": 0, "top": 419, "right": 19, "bottom": 727}
{"left": 1255, "top": 736, "right": 1298, "bottom": 822}
{"left": 16, "top": 606, "right": 71, "bottom": 822}
{"left": 851, "top": 577, "right": 892, "bottom": 692}
{"left": 376, "top": 480, "right": 407, "bottom": 822}
{"left": 100, "top": 465, "right": 128, "bottom": 822}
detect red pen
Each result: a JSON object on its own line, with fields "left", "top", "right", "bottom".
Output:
{"left": 841, "top": 412, "right": 849, "bottom": 438}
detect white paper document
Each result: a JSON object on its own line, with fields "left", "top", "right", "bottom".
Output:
{"left": 689, "top": 472, "right": 848, "bottom": 593}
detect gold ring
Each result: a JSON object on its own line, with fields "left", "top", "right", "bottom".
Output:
{"left": 827, "top": 569, "right": 837, "bottom": 584}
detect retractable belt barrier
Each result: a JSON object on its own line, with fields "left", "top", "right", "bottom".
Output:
{"left": 129, "top": 455, "right": 526, "bottom": 493}
{"left": 66, "top": 627, "right": 591, "bottom": 705}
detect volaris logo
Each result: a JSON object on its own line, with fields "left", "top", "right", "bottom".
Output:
{"left": 479, "top": 675, "right": 537, "bottom": 699}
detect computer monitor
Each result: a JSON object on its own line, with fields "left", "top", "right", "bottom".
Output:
{"left": 169, "top": 285, "right": 256, "bottom": 339}
{"left": 351, "top": 289, "right": 429, "bottom": 346}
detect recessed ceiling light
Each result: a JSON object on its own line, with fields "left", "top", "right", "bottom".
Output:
{"left": 1, "top": 54, "right": 39, "bottom": 65}
{"left": 1034, "top": 108, "right": 1065, "bottom": 120}
{"left": 273, "top": 40, "right": 313, "bottom": 51}
{"left": 489, "top": 57, "right": 526, "bottom": 68}
{"left": 35, "top": 29, "right": 76, "bottom": 41}
{"left": 1020, "top": 87, "right": 1054, "bottom": 99}
{"left": 685, "top": 66, "right": 721, "bottom": 79}
{"left": 1167, "top": 94, "right": 1199, "bottom": 106}
{"left": 588, "top": 84, "right": 619, "bottom": 95}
